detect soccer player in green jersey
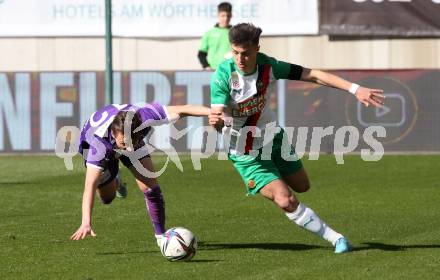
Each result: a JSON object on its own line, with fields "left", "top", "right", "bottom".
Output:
{"left": 198, "top": 2, "right": 233, "bottom": 70}
{"left": 209, "top": 23, "right": 385, "bottom": 253}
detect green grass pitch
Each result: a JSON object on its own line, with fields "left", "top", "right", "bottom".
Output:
{"left": 0, "top": 155, "right": 439, "bottom": 279}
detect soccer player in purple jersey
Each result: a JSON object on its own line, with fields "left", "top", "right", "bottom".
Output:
{"left": 70, "top": 103, "right": 209, "bottom": 246}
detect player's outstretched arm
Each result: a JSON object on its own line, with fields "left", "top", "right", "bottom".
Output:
{"left": 70, "top": 166, "right": 101, "bottom": 240}
{"left": 300, "top": 68, "right": 385, "bottom": 107}
{"left": 165, "top": 105, "right": 210, "bottom": 121}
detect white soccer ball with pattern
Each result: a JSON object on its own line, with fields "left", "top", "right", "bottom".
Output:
{"left": 160, "top": 227, "right": 197, "bottom": 261}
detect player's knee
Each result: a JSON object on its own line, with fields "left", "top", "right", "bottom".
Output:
{"left": 101, "top": 195, "right": 115, "bottom": 205}
{"left": 275, "top": 196, "right": 293, "bottom": 210}
{"left": 275, "top": 195, "right": 299, "bottom": 212}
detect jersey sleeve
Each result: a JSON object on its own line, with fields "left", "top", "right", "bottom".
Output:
{"left": 269, "top": 56, "right": 304, "bottom": 81}
{"left": 80, "top": 136, "right": 110, "bottom": 170}
{"left": 210, "top": 67, "right": 230, "bottom": 106}
{"left": 137, "top": 103, "right": 169, "bottom": 125}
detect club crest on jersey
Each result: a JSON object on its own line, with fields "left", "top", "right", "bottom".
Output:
{"left": 232, "top": 80, "right": 240, "bottom": 89}
{"left": 231, "top": 72, "right": 241, "bottom": 89}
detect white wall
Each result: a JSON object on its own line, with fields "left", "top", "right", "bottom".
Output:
{"left": 0, "top": 36, "right": 439, "bottom": 71}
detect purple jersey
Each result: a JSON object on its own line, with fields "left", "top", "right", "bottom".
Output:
{"left": 79, "top": 103, "right": 168, "bottom": 169}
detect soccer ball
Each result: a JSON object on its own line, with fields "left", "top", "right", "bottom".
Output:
{"left": 160, "top": 227, "right": 197, "bottom": 261}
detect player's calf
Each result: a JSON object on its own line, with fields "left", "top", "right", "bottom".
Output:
{"left": 143, "top": 185, "right": 166, "bottom": 235}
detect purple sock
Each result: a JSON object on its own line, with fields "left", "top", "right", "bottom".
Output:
{"left": 143, "top": 185, "right": 166, "bottom": 235}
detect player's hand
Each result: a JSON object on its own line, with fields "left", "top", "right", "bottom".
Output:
{"left": 355, "top": 87, "right": 385, "bottom": 108}
{"left": 70, "top": 224, "right": 97, "bottom": 240}
{"left": 204, "top": 67, "right": 213, "bottom": 71}
{"left": 209, "top": 110, "right": 224, "bottom": 132}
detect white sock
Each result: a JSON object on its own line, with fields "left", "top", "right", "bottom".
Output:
{"left": 155, "top": 234, "right": 164, "bottom": 247}
{"left": 285, "top": 203, "right": 343, "bottom": 246}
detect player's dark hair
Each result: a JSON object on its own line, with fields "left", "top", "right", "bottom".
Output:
{"left": 111, "top": 111, "right": 144, "bottom": 146}
{"left": 229, "top": 23, "right": 262, "bottom": 47}
{"left": 218, "top": 2, "right": 232, "bottom": 13}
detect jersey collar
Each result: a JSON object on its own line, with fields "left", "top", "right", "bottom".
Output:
{"left": 235, "top": 64, "right": 258, "bottom": 76}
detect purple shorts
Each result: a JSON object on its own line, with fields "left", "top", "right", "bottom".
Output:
{"left": 93, "top": 154, "right": 151, "bottom": 188}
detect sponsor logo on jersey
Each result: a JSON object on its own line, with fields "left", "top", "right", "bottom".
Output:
{"left": 232, "top": 95, "right": 266, "bottom": 117}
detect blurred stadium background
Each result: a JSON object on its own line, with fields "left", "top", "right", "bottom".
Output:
{"left": 0, "top": 1, "right": 439, "bottom": 279}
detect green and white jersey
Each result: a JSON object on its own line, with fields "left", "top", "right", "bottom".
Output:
{"left": 211, "top": 52, "right": 303, "bottom": 155}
